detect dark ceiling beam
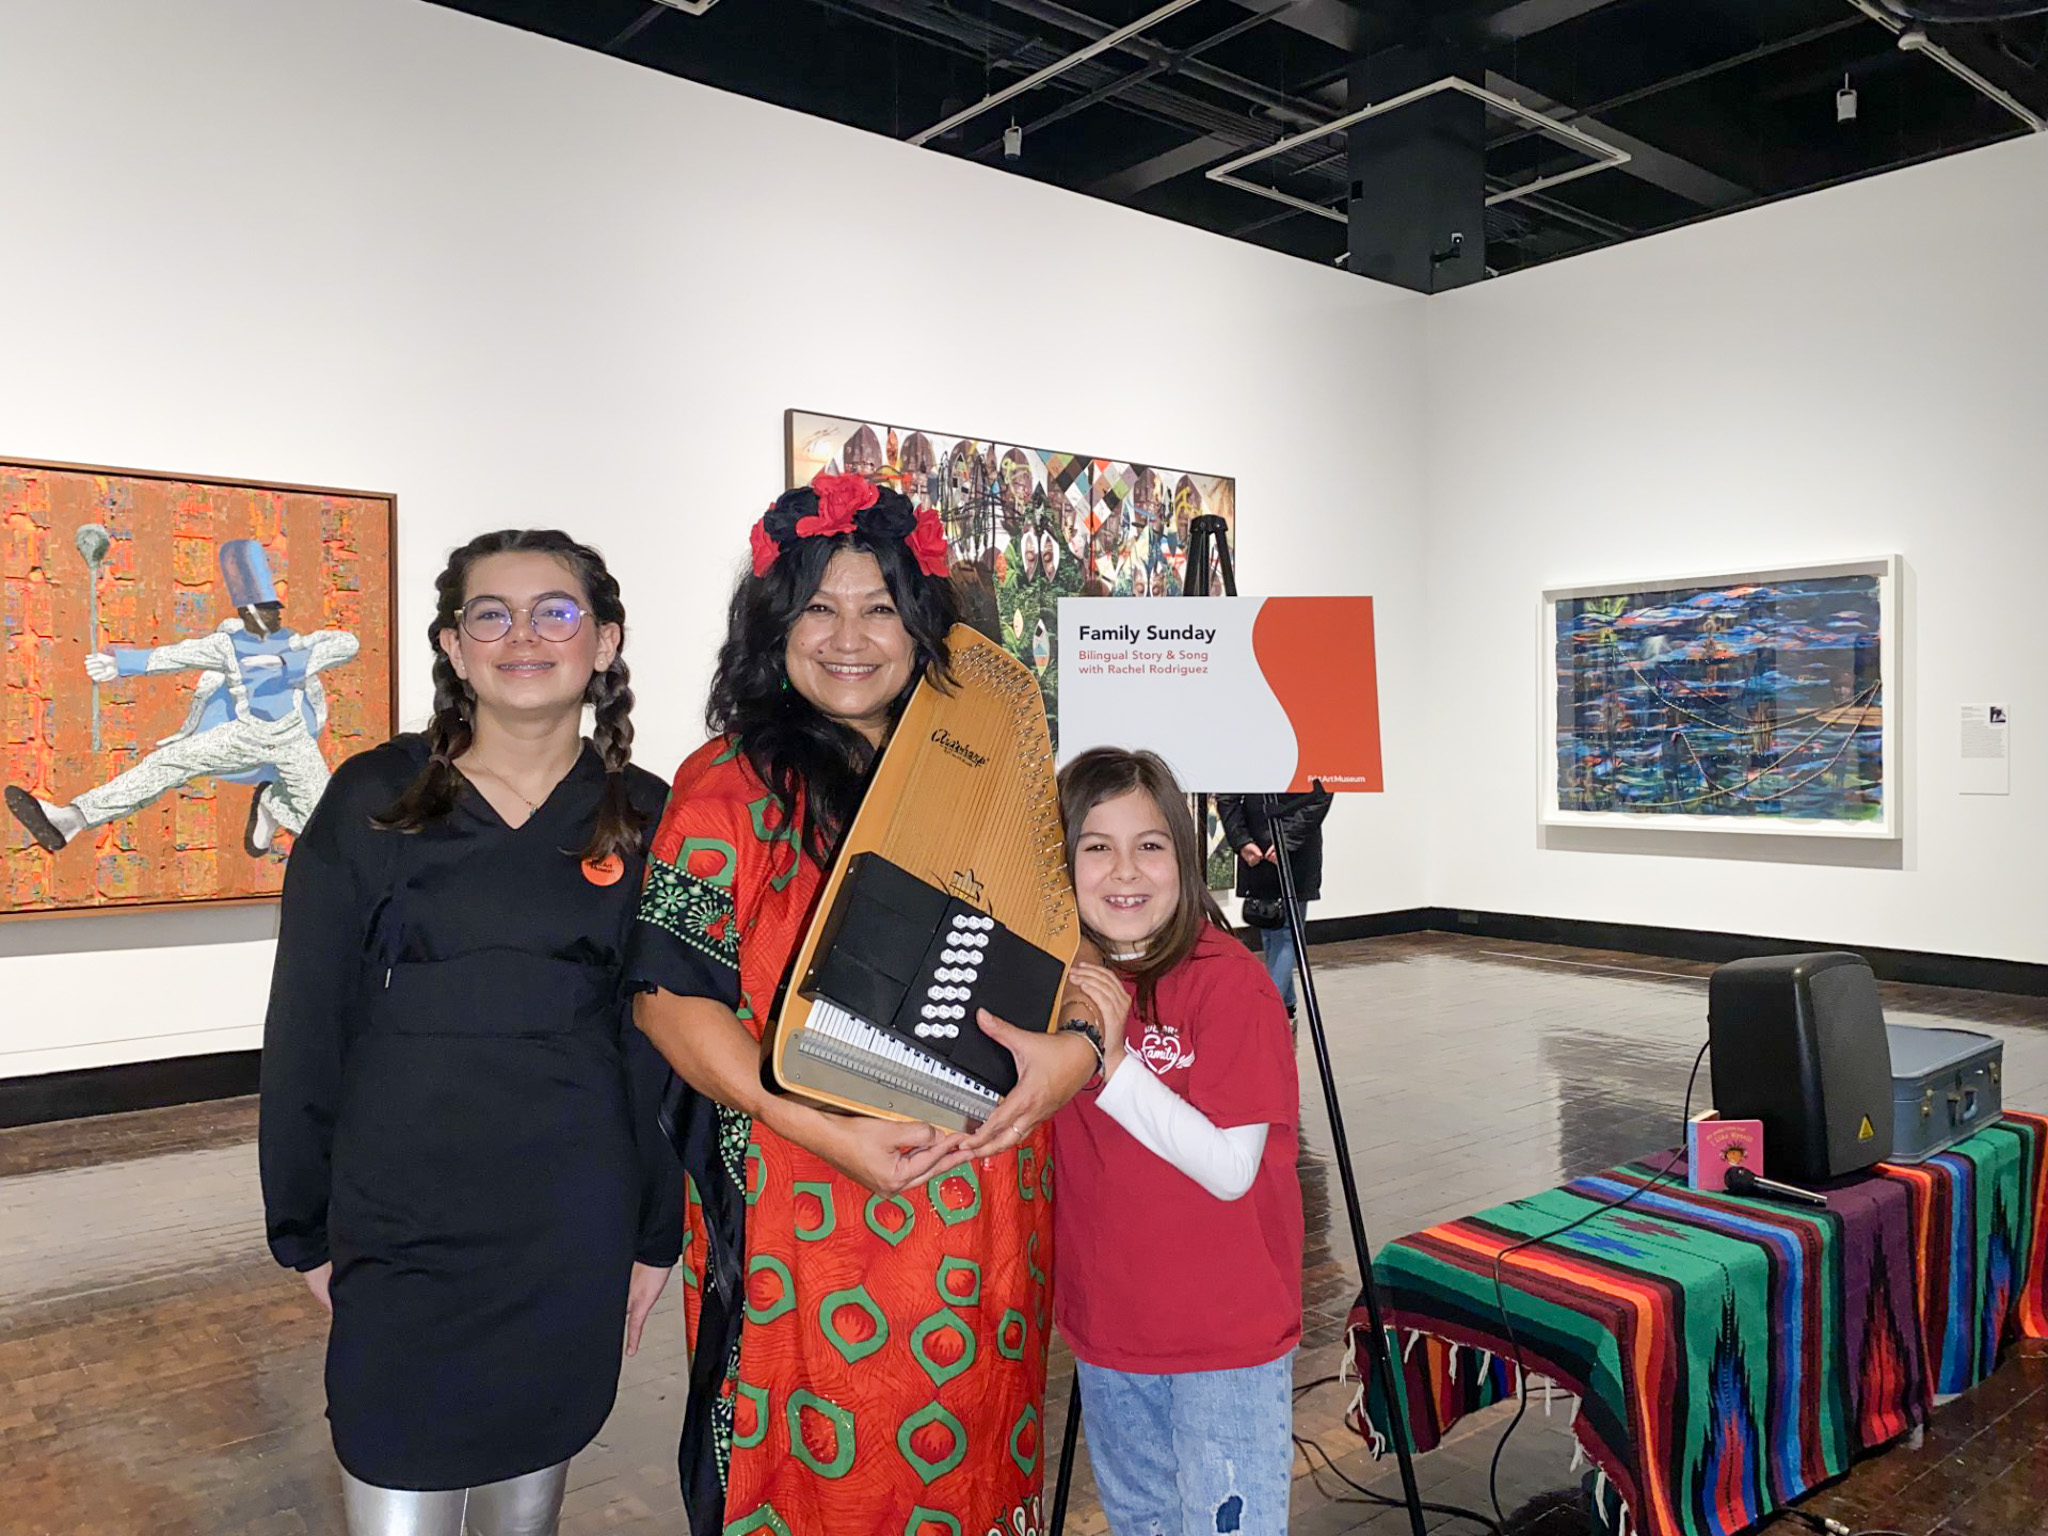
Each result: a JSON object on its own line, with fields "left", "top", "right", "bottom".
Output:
{"left": 1084, "top": 115, "right": 1353, "bottom": 201}
{"left": 1460, "top": 0, "right": 1629, "bottom": 42}
{"left": 1499, "top": 185, "right": 1633, "bottom": 240}
{"left": 962, "top": 0, "right": 1299, "bottom": 159}
{"left": 1215, "top": 0, "right": 1371, "bottom": 53}
{"left": 1091, "top": 134, "right": 1245, "bottom": 197}
{"left": 1856, "top": 8, "right": 2048, "bottom": 123}
{"left": 603, "top": 3, "right": 669, "bottom": 52}
{"left": 1091, "top": 68, "right": 1758, "bottom": 210}
{"left": 838, "top": 0, "right": 1292, "bottom": 146}
{"left": 1484, "top": 71, "right": 1753, "bottom": 206}
{"left": 869, "top": 0, "right": 1752, "bottom": 217}
{"left": 1229, "top": 192, "right": 1344, "bottom": 237}
{"left": 981, "top": 0, "right": 1335, "bottom": 126}
{"left": 1485, "top": 18, "right": 1869, "bottom": 152}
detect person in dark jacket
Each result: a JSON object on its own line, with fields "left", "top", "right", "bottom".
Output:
{"left": 1216, "top": 785, "right": 1333, "bottom": 1023}
{"left": 258, "top": 529, "right": 684, "bottom": 1536}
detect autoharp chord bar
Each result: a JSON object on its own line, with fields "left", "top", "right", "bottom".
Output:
{"left": 796, "top": 999, "right": 1001, "bottom": 1123}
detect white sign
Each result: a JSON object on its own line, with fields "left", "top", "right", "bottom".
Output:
{"left": 1056, "top": 596, "right": 1382, "bottom": 793}
{"left": 1960, "top": 703, "right": 2009, "bottom": 796}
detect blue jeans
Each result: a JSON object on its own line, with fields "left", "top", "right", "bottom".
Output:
{"left": 1076, "top": 1349, "right": 1296, "bottom": 1536}
{"left": 1260, "top": 924, "right": 1298, "bottom": 1013}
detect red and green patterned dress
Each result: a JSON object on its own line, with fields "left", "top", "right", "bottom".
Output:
{"left": 626, "top": 737, "right": 1055, "bottom": 1536}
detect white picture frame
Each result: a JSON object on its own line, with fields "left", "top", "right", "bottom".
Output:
{"left": 1538, "top": 555, "right": 1901, "bottom": 839}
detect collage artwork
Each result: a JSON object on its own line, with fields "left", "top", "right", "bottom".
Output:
{"left": 1, "top": 462, "right": 395, "bottom": 917}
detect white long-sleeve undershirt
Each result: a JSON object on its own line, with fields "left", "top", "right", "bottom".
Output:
{"left": 1093, "top": 1056, "right": 1270, "bottom": 1201}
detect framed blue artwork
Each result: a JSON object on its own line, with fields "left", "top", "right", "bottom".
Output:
{"left": 1541, "top": 556, "right": 1900, "bottom": 838}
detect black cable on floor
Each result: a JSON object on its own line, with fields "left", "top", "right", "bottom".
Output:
{"left": 1485, "top": 1039, "right": 1713, "bottom": 1525}
{"left": 1774, "top": 1508, "right": 1910, "bottom": 1536}
{"left": 1290, "top": 1376, "right": 1504, "bottom": 1533}
{"left": 1293, "top": 1429, "right": 1505, "bottom": 1534}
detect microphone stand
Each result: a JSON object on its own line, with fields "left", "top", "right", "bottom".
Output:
{"left": 1047, "top": 515, "right": 1429, "bottom": 1536}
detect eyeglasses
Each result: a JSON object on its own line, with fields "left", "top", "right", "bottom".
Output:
{"left": 458, "top": 596, "right": 585, "bottom": 643}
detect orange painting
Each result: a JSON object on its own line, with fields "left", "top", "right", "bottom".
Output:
{"left": 1, "top": 460, "right": 395, "bottom": 917}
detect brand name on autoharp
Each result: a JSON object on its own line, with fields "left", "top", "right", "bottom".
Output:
{"left": 1076, "top": 624, "right": 1217, "bottom": 645}
{"left": 930, "top": 729, "right": 989, "bottom": 768}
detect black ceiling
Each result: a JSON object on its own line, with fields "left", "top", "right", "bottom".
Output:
{"left": 423, "top": 0, "right": 2048, "bottom": 278}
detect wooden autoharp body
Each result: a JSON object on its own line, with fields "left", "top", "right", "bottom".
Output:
{"left": 771, "top": 624, "right": 1084, "bottom": 1130}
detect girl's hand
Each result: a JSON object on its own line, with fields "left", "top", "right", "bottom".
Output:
{"left": 1240, "top": 843, "right": 1262, "bottom": 865}
{"left": 1066, "top": 962, "right": 1134, "bottom": 1074}
{"left": 624, "top": 1262, "right": 671, "bottom": 1357}
{"left": 957, "top": 1010, "right": 1097, "bottom": 1157}
{"left": 301, "top": 1261, "right": 333, "bottom": 1313}
{"left": 816, "top": 1113, "right": 967, "bottom": 1196}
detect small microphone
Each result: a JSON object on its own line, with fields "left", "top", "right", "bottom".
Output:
{"left": 1725, "top": 1166, "right": 1828, "bottom": 1208}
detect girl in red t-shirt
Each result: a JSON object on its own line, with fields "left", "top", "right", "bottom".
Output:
{"left": 1051, "top": 747, "right": 1304, "bottom": 1536}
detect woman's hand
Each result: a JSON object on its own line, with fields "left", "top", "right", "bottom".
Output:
{"left": 812, "top": 1113, "right": 967, "bottom": 1197}
{"left": 1065, "top": 962, "right": 1134, "bottom": 1078}
{"left": 957, "top": 1010, "right": 1098, "bottom": 1158}
{"left": 624, "top": 1262, "right": 671, "bottom": 1357}
{"left": 1240, "top": 843, "right": 1263, "bottom": 866}
{"left": 301, "top": 1261, "right": 333, "bottom": 1313}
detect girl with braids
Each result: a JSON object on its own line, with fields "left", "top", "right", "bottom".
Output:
{"left": 627, "top": 473, "right": 1098, "bottom": 1536}
{"left": 258, "top": 530, "right": 683, "bottom": 1536}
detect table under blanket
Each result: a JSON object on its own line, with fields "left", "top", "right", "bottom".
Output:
{"left": 1348, "top": 1111, "right": 2048, "bottom": 1536}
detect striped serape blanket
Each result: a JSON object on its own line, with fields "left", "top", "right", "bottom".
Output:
{"left": 1349, "top": 1111, "right": 2048, "bottom": 1536}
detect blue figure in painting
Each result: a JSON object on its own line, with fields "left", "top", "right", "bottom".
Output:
{"left": 6, "top": 540, "right": 361, "bottom": 858}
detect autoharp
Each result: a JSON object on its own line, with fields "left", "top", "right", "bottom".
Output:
{"left": 771, "top": 623, "right": 1089, "bottom": 1130}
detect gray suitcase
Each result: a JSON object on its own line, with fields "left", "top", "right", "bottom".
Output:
{"left": 1886, "top": 1024, "right": 2003, "bottom": 1162}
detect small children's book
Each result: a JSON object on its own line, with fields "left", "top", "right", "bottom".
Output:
{"left": 1688, "top": 1111, "right": 1764, "bottom": 1193}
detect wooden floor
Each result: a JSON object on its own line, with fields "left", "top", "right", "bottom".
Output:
{"left": 7, "top": 931, "right": 2048, "bottom": 1535}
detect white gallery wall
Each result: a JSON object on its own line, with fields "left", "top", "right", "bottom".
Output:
{"left": 1426, "top": 130, "right": 2048, "bottom": 964}
{"left": 0, "top": 0, "right": 1431, "bottom": 1077}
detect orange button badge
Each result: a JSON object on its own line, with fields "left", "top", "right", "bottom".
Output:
{"left": 582, "top": 853, "right": 624, "bottom": 887}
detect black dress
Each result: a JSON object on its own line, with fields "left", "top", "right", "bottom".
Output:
{"left": 258, "top": 735, "right": 684, "bottom": 1491}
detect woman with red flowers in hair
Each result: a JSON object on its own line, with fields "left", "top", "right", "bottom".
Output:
{"left": 628, "top": 473, "right": 1098, "bottom": 1536}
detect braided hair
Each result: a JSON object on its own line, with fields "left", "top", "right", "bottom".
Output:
{"left": 709, "top": 481, "right": 959, "bottom": 868}
{"left": 373, "top": 529, "right": 645, "bottom": 864}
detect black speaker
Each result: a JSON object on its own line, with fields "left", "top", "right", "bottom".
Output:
{"left": 1707, "top": 952, "right": 1893, "bottom": 1184}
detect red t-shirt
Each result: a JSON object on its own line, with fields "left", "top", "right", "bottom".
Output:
{"left": 1052, "top": 923, "right": 1303, "bottom": 1374}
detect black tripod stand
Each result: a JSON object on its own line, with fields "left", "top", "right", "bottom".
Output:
{"left": 1047, "top": 514, "right": 1430, "bottom": 1536}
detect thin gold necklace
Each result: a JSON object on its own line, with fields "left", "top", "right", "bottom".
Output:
{"left": 464, "top": 757, "right": 553, "bottom": 819}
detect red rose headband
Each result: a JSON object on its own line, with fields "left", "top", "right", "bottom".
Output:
{"left": 750, "top": 471, "right": 950, "bottom": 582}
